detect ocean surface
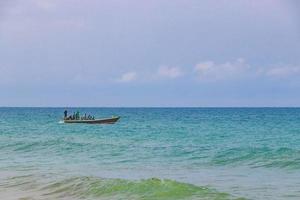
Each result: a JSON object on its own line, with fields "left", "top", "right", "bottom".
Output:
{"left": 0, "top": 108, "right": 300, "bottom": 200}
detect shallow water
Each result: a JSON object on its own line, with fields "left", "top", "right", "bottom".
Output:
{"left": 0, "top": 108, "right": 300, "bottom": 199}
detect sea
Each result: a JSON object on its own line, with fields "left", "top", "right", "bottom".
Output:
{"left": 0, "top": 107, "right": 300, "bottom": 200}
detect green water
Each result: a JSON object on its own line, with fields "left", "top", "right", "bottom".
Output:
{"left": 1, "top": 108, "right": 300, "bottom": 199}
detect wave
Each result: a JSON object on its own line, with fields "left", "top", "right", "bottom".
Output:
{"left": 2, "top": 138, "right": 300, "bottom": 170}
{"left": 212, "top": 147, "right": 300, "bottom": 169}
{"left": 2, "top": 175, "right": 245, "bottom": 200}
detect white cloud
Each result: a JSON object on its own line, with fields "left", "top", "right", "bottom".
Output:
{"left": 157, "top": 66, "right": 183, "bottom": 79}
{"left": 266, "top": 66, "right": 300, "bottom": 78}
{"left": 117, "top": 71, "right": 137, "bottom": 82}
{"left": 34, "top": 0, "right": 56, "bottom": 11}
{"left": 194, "top": 58, "right": 250, "bottom": 81}
{"left": 194, "top": 59, "right": 300, "bottom": 81}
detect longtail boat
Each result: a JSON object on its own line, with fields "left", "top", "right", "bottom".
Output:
{"left": 64, "top": 116, "right": 120, "bottom": 124}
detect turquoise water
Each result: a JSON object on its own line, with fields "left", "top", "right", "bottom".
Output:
{"left": 1, "top": 108, "right": 300, "bottom": 199}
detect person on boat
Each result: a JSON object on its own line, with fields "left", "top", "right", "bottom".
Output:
{"left": 75, "top": 111, "right": 80, "bottom": 120}
{"left": 64, "top": 110, "right": 68, "bottom": 119}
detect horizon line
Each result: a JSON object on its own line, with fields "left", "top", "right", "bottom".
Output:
{"left": 1, "top": 106, "right": 300, "bottom": 108}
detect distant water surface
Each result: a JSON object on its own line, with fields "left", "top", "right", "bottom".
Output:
{"left": 0, "top": 108, "right": 300, "bottom": 199}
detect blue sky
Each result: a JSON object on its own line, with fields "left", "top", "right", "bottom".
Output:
{"left": 0, "top": 0, "right": 300, "bottom": 106}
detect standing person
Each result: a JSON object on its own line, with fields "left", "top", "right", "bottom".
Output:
{"left": 64, "top": 110, "right": 68, "bottom": 119}
{"left": 76, "top": 111, "right": 80, "bottom": 120}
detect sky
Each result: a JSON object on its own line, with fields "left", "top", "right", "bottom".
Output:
{"left": 0, "top": 0, "right": 300, "bottom": 107}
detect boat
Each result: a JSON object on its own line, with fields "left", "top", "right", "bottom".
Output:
{"left": 64, "top": 116, "right": 120, "bottom": 124}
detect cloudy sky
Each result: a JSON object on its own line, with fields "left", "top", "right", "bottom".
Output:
{"left": 1, "top": 0, "right": 300, "bottom": 106}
